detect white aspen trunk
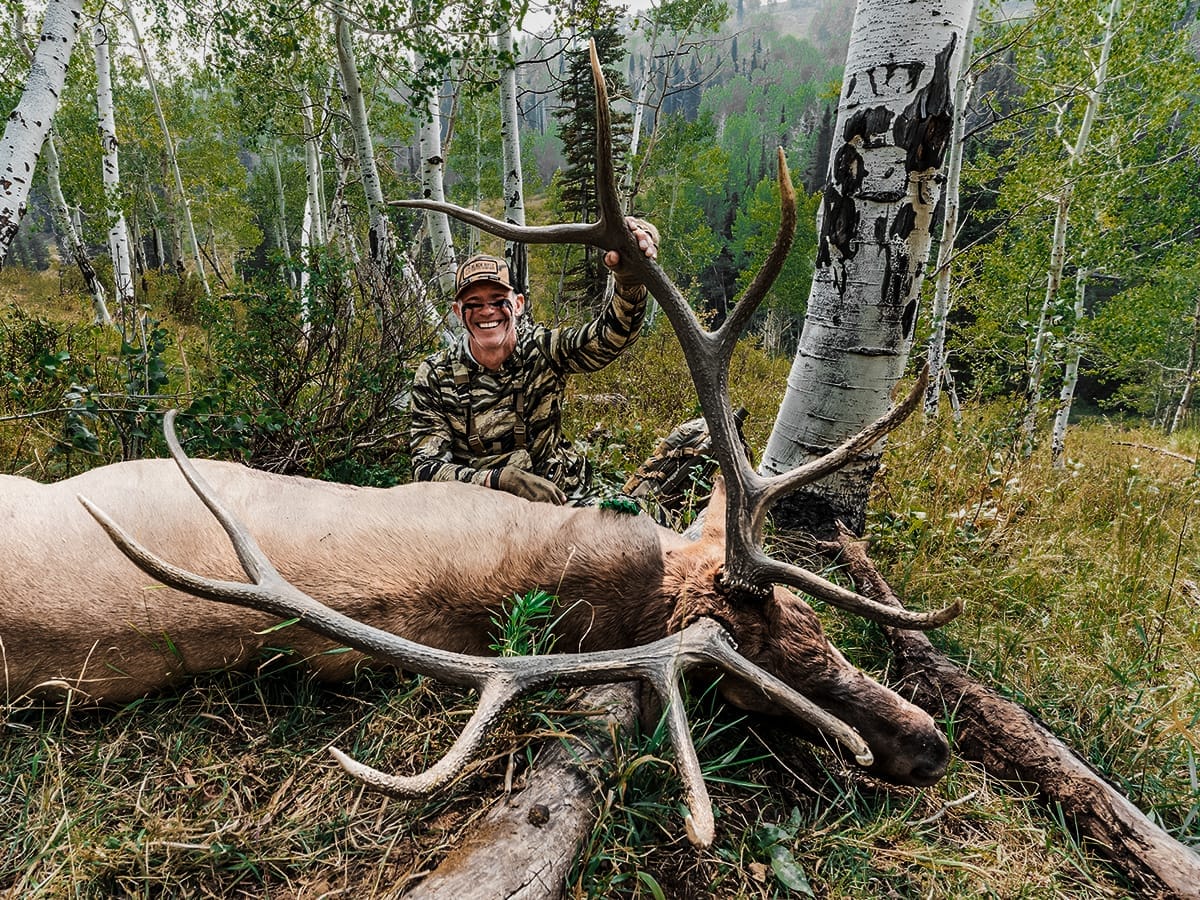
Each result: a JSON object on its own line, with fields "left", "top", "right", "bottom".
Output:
{"left": 122, "top": 0, "right": 210, "bottom": 297}
{"left": 1020, "top": 0, "right": 1119, "bottom": 455}
{"left": 45, "top": 132, "right": 113, "bottom": 325}
{"left": 336, "top": 14, "right": 443, "bottom": 341}
{"left": 760, "top": 0, "right": 974, "bottom": 534}
{"left": 416, "top": 52, "right": 457, "bottom": 297}
{"left": 0, "top": 0, "right": 84, "bottom": 265}
{"left": 924, "top": 0, "right": 978, "bottom": 418}
{"left": 10, "top": 11, "right": 111, "bottom": 325}
{"left": 269, "top": 144, "right": 295, "bottom": 288}
{"left": 93, "top": 19, "right": 135, "bottom": 316}
{"left": 300, "top": 87, "right": 325, "bottom": 247}
{"left": 1050, "top": 267, "right": 1087, "bottom": 466}
{"left": 623, "top": 65, "right": 651, "bottom": 206}
{"left": 497, "top": 22, "right": 527, "bottom": 295}
{"left": 299, "top": 194, "right": 313, "bottom": 332}
{"left": 1168, "top": 292, "right": 1200, "bottom": 435}
{"left": 335, "top": 14, "right": 393, "bottom": 272}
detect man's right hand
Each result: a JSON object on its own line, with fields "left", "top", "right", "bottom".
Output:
{"left": 496, "top": 467, "right": 567, "bottom": 505}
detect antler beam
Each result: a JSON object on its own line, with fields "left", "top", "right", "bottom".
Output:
{"left": 78, "top": 411, "right": 874, "bottom": 849}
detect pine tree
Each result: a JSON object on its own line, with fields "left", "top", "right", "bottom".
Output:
{"left": 553, "top": 25, "right": 632, "bottom": 310}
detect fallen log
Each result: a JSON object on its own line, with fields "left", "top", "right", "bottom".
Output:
{"left": 828, "top": 531, "right": 1200, "bottom": 900}
{"left": 409, "top": 683, "right": 640, "bottom": 899}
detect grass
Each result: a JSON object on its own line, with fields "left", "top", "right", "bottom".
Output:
{"left": 4, "top": 266, "right": 1199, "bottom": 896}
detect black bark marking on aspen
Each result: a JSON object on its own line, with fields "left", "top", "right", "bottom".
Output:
{"left": 892, "top": 33, "right": 959, "bottom": 173}
{"left": 817, "top": 185, "right": 859, "bottom": 270}
{"left": 874, "top": 215, "right": 887, "bottom": 245}
{"left": 832, "top": 143, "right": 866, "bottom": 194}
{"left": 843, "top": 105, "right": 894, "bottom": 150}
{"left": 902, "top": 298, "right": 918, "bottom": 338}
{"left": 891, "top": 203, "right": 917, "bottom": 240}
{"left": 867, "top": 67, "right": 880, "bottom": 96}
{"left": 846, "top": 73, "right": 857, "bottom": 97}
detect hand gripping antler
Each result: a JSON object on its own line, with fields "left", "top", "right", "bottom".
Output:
{"left": 393, "top": 41, "right": 959, "bottom": 630}
{"left": 78, "top": 410, "right": 873, "bottom": 848}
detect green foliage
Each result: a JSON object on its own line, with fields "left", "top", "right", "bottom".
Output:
{"left": 553, "top": 15, "right": 633, "bottom": 308}
{"left": 183, "top": 250, "right": 412, "bottom": 483}
{"left": 489, "top": 589, "right": 560, "bottom": 656}
{"left": 946, "top": 0, "right": 1200, "bottom": 412}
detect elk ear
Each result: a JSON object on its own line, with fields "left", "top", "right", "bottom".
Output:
{"left": 700, "top": 475, "right": 728, "bottom": 544}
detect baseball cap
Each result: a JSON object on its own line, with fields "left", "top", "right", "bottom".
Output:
{"left": 455, "top": 255, "right": 515, "bottom": 298}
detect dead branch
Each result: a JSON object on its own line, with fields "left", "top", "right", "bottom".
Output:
{"left": 824, "top": 530, "right": 1200, "bottom": 899}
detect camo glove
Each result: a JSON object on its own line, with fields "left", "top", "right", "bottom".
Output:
{"left": 494, "top": 466, "right": 567, "bottom": 505}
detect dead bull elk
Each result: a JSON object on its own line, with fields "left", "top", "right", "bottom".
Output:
{"left": 0, "top": 43, "right": 958, "bottom": 848}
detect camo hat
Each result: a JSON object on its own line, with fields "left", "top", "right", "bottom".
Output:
{"left": 454, "top": 255, "right": 515, "bottom": 299}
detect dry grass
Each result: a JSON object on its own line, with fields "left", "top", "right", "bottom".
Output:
{"left": 3, "top": 270, "right": 1197, "bottom": 896}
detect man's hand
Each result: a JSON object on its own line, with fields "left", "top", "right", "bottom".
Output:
{"left": 496, "top": 467, "right": 567, "bottom": 505}
{"left": 604, "top": 217, "right": 660, "bottom": 290}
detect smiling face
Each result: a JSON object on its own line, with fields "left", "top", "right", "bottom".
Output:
{"left": 454, "top": 282, "right": 525, "bottom": 368}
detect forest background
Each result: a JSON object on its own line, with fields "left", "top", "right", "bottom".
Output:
{"left": 2, "top": 0, "right": 1199, "bottom": 896}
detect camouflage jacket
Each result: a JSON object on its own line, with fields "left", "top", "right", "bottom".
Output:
{"left": 409, "top": 285, "right": 648, "bottom": 498}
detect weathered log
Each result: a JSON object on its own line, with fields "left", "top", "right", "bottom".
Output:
{"left": 408, "top": 683, "right": 640, "bottom": 899}
{"left": 828, "top": 532, "right": 1200, "bottom": 900}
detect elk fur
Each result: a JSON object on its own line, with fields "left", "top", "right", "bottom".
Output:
{"left": 1, "top": 457, "right": 947, "bottom": 788}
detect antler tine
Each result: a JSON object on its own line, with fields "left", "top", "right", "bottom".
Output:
{"left": 715, "top": 148, "right": 798, "bottom": 361}
{"left": 78, "top": 414, "right": 874, "bottom": 848}
{"left": 754, "top": 552, "right": 962, "bottom": 628}
{"left": 758, "top": 365, "right": 929, "bottom": 511}
{"left": 589, "top": 38, "right": 625, "bottom": 241}
{"left": 386, "top": 200, "right": 607, "bottom": 247}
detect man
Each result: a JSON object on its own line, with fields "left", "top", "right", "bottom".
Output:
{"left": 410, "top": 217, "right": 659, "bottom": 505}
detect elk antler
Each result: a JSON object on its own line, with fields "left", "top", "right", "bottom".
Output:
{"left": 78, "top": 410, "right": 873, "bottom": 849}
{"left": 393, "top": 40, "right": 960, "bottom": 630}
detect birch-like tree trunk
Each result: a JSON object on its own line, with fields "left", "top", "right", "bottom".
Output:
{"left": 0, "top": 0, "right": 85, "bottom": 266}
{"left": 269, "top": 144, "right": 295, "bottom": 286}
{"left": 924, "top": 0, "right": 978, "bottom": 418}
{"left": 122, "top": 0, "right": 209, "bottom": 297}
{"left": 416, "top": 52, "right": 457, "bottom": 297}
{"left": 1019, "top": 0, "right": 1119, "bottom": 455}
{"left": 45, "top": 132, "right": 113, "bottom": 325}
{"left": 497, "top": 21, "right": 527, "bottom": 295}
{"left": 335, "top": 16, "right": 394, "bottom": 282}
{"left": 1169, "top": 292, "right": 1200, "bottom": 435}
{"left": 760, "top": 0, "right": 974, "bottom": 534}
{"left": 300, "top": 87, "right": 326, "bottom": 247}
{"left": 93, "top": 19, "right": 135, "bottom": 316}
{"left": 1050, "top": 267, "right": 1088, "bottom": 466}
{"left": 10, "top": 10, "right": 111, "bottom": 325}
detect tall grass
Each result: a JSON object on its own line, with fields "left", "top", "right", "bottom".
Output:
{"left": 4, "top": 267, "right": 1197, "bottom": 896}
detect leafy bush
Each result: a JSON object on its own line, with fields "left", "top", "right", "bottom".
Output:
{"left": 182, "top": 250, "right": 416, "bottom": 484}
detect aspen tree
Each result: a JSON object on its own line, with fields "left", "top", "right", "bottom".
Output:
{"left": 0, "top": 0, "right": 85, "bottom": 265}
{"left": 761, "top": 0, "right": 975, "bottom": 533}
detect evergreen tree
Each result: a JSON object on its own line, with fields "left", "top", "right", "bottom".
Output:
{"left": 553, "top": 24, "right": 632, "bottom": 310}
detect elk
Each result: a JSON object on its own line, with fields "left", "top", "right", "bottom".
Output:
{"left": 0, "top": 44, "right": 959, "bottom": 849}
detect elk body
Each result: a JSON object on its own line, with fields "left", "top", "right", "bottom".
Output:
{"left": 4, "top": 42, "right": 958, "bottom": 849}
{"left": 2, "top": 456, "right": 946, "bottom": 792}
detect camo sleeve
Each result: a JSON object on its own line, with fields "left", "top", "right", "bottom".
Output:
{"left": 409, "top": 358, "right": 497, "bottom": 487}
{"left": 545, "top": 283, "right": 648, "bottom": 374}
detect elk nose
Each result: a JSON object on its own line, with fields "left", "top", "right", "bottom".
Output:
{"left": 907, "top": 734, "right": 951, "bottom": 786}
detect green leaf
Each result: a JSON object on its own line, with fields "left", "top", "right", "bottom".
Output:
{"left": 769, "top": 845, "right": 814, "bottom": 896}
{"left": 636, "top": 871, "right": 667, "bottom": 900}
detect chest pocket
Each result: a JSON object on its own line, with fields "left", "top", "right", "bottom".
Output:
{"left": 454, "top": 370, "right": 527, "bottom": 455}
